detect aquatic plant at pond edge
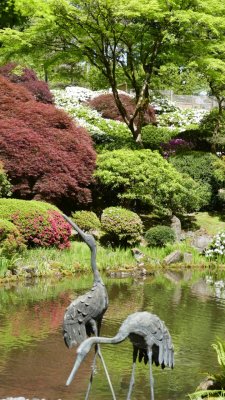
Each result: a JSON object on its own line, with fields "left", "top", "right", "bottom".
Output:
{"left": 189, "top": 339, "right": 225, "bottom": 399}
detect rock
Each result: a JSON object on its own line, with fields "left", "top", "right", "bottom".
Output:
{"left": 163, "top": 250, "right": 183, "bottom": 265}
{"left": 183, "top": 252, "right": 193, "bottom": 263}
{"left": 170, "top": 215, "right": 182, "bottom": 241}
{"left": 191, "top": 234, "right": 212, "bottom": 253}
{"left": 196, "top": 375, "right": 223, "bottom": 393}
{"left": 132, "top": 248, "right": 145, "bottom": 261}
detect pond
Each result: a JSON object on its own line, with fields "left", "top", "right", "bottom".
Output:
{"left": 0, "top": 270, "right": 225, "bottom": 400}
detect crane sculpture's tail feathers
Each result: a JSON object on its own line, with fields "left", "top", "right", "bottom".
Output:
{"left": 158, "top": 326, "right": 174, "bottom": 369}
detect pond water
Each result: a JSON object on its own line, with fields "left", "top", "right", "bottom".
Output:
{"left": 0, "top": 270, "right": 225, "bottom": 400}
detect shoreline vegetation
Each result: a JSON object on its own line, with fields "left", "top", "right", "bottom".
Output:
{"left": 1, "top": 237, "right": 225, "bottom": 285}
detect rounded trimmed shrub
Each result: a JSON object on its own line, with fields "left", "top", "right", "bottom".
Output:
{"left": 145, "top": 225, "right": 175, "bottom": 247}
{"left": 0, "top": 199, "right": 71, "bottom": 249}
{"left": 101, "top": 207, "right": 143, "bottom": 247}
{"left": 0, "top": 218, "right": 26, "bottom": 257}
{"left": 71, "top": 211, "right": 101, "bottom": 232}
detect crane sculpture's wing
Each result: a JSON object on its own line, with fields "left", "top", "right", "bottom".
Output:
{"left": 63, "top": 283, "right": 108, "bottom": 348}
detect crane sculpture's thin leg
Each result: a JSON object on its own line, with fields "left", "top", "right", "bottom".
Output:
{"left": 97, "top": 345, "right": 116, "bottom": 400}
{"left": 84, "top": 345, "right": 98, "bottom": 400}
{"left": 85, "top": 321, "right": 116, "bottom": 400}
{"left": 147, "top": 348, "right": 154, "bottom": 400}
{"left": 126, "top": 347, "right": 138, "bottom": 400}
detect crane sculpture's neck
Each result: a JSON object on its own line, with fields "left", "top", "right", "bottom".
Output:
{"left": 91, "top": 246, "right": 103, "bottom": 284}
{"left": 63, "top": 214, "right": 103, "bottom": 284}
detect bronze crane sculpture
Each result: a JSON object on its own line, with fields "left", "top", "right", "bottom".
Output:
{"left": 62, "top": 214, "right": 116, "bottom": 400}
{"left": 66, "top": 311, "right": 174, "bottom": 400}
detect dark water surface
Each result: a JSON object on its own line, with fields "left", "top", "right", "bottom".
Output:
{"left": 0, "top": 270, "right": 225, "bottom": 400}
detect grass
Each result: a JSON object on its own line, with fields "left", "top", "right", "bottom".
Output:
{"left": 190, "top": 212, "right": 225, "bottom": 236}
{"left": 2, "top": 210, "right": 225, "bottom": 281}
{"left": 13, "top": 241, "right": 137, "bottom": 274}
{"left": 0, "top": 238, "right": 213, "bottom": 282}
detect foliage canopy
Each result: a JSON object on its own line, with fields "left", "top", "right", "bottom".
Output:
{"left": 1, "top": 0, "right": 225, "bottom": 140}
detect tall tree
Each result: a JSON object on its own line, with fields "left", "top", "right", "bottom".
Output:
{"left": 1, "top": 0, "right": 225, "bottom": 141}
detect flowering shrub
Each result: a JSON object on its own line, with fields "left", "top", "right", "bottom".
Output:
{"left": 52, "top": 86, "right": 107, "bottom": 106}
{"left": 0, "top": 63, "right": 54, "bottom": 104}
{"left": 0, "top": 199, "right": 71, "bottom": 249}
{"left": 12, "top": 210, "right": 71, "bottom": 249}
{"left": 161, "top": 138, "right": 194, "bottom": 157}
{"left": 205, "top": 232, "right": 225, "bottom": 260}
{"left": 101, "top": 207, "right": 143, "bottom": 247}
{"left": 157, "top": 108, "right": 207, "bottom": 131}
{"left": 151, "top": 95, "right": 178, "bottom": 114}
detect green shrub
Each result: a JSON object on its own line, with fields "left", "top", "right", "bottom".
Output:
{"left": 71, "top": 210, "right": 101, "bottom": 232}
{"left": 0, "top": 161, "right": 11, "bottom": 198}
{"left": 0, "top": 199, "right": 71, "bottom": 249}
{"left": 101, "top": 207, "right": 143, "bottom": 247}
{"left": 169, "top": 151, "right": 223, "bottom": 207}
{"left": 95, "top": 149, "right": 207, "bottom": 215}
{"left": 200, "top": 108, "right": 225, "bottom": 135}
{"left": 145, "top": 225, "right": 175, "bottom": 247}
{"left": 142, "top": 125, "right": 178, "bottom": 150}
{"left": 0, "top": 218, "right": 26, "bottom": 258}
{"left": 198, "top": 109, "right": 225, "bottom": 151}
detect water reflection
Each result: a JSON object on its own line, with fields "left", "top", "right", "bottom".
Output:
{"left": 0, "top": 270, "right": 224, "bottom": 399}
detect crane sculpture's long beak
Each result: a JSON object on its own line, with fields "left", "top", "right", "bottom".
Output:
{"left": 66, "top": 339, "right": 94, "bottom": 386}
{"left": 63, "top": 214, "right": 87, "bottom": 241}
{"left": 66, "top": 353, "right": 84, "bottom": 386}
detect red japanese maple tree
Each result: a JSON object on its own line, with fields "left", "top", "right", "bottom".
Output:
{"left": 0, "top": 75, "right": 96, "bottom": 210}
{"left": 0, "top": 63, "right": 54, "bottom": 103}
{"left": 87, "top": 93, "right": 157, "bottom": 126}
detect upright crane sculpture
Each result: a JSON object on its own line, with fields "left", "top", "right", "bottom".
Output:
{"left": 62, "top": 214, "right": 116, "bottom": 400}
{"left": 66, "top": 311, "right": 174, "bottom": 400}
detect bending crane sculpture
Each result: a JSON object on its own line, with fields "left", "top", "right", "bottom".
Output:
{"left": 66, "top": 311, "right": 174, "bottom": 400}
{"left": 62, "top": 214, "right": 116, "bottom": 400}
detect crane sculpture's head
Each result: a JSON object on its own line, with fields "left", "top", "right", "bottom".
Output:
{"left": 63, "top": 214, "right": 96, "bottom": 251}
{"left": 66, "top": 337, "right": 95, "bottom": 386}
